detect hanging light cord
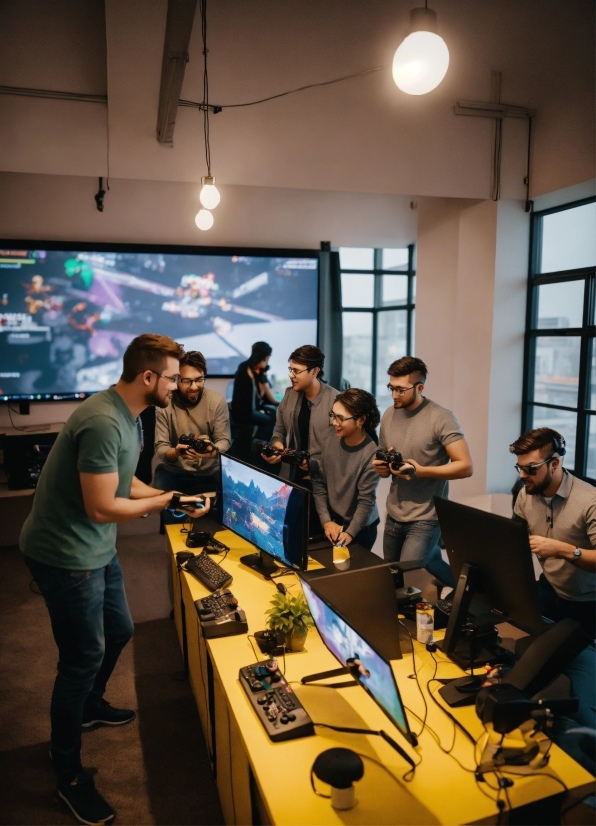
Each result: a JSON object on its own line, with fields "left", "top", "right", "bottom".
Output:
{"left": 180, "top": 64, "right": 389, "bottom": 113}
{"left": 200, "top": 0, "right": 211, "bottom": 175}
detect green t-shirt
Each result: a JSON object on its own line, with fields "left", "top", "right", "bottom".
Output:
{"left": 20, "top": 387, "right": 142, "bottom": 570}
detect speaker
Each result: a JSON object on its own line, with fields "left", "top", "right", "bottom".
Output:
{"left": 504, "top": 618, "right": 589, "bottom": 697}
{"left": 4, "top": 432, "right": 58, "bottom": 489}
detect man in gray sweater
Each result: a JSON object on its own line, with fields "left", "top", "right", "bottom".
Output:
{"left": 373, "top": 357, "right": 473, "bottom": 587}
{"left": 154, "top": 350, "right": 231, "bottom": 494}
{"left": 264, "top": 345, "right": 338, "bottom": 483}
{"left": 263, "top": 345, "right": 338, "bottom": 538}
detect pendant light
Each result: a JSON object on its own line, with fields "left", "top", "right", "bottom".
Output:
{"left": 392, "top": 4, "right": 449, "bottom": 95}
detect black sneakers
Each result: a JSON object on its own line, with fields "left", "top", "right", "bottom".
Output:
{"left": 82, "top": 699, "right": 136, "bottom": 728}
{"left": 57, "top": 772, "right": 114, "bottom": 825}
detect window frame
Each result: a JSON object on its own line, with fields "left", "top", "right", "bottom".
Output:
{"left": 340, "top": 245, "right": 416, "bottom": 394}
{"left": 522, "top": 196, "right": 596, "bottom": 481}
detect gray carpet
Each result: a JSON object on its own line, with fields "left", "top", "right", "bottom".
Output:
{"left": 0, "top": 513, "right": 223, "bottom": 825}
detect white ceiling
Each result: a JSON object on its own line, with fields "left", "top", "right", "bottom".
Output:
{"left": 0, "top": 0, "right": 594, "bottom": 200}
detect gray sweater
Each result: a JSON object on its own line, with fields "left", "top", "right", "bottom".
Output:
{"left": 311, "top": 434, "right": 379, "bottom": 539}
{"left": 379, "top": 397, "right": 464, "bottom": 522}
{"left": 154, "top": 388, "right": 231, "bottom": 478}
{"left": 272, "top": 382, "right": 338, "bottom": 480}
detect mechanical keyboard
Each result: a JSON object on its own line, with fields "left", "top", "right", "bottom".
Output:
{"left": 194, "top": 589, "right": 248, "bottom": 638}
{"left": 239, "top": 661, "right": 315, "bottom": 742}
{"left": 184, "top": 550, "right": 232, "bottom": 591}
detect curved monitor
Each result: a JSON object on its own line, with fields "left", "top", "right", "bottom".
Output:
{"left": 220, "top": 454, "right": 309, "bottom": 574}
{"left": 300, "top": 578, "right": 414, "bottom": 746}
{"left": 0, "top": 243, "right": 319, "bottom": 401}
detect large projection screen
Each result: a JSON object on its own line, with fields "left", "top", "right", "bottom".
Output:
{"left": 0, "top": 243, "right": 319, "bottom": 401}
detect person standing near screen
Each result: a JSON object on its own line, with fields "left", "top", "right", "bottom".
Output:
{"left": 231, "top": 341, "right": 278, "bottom": 441}
{"left": 373, "top": 357, "right": 473, "bottom": 588}
{"left": 19, "top": 334, "right": 209, "bottom": 826}
{"left": 263, "top": 345, "right": 338, "bottom": 480}
{"left": 311, "top": 388, "right": 381, "bottom": 551}
{"left": 153, "top": 350, "right": 231, "bottom": 495}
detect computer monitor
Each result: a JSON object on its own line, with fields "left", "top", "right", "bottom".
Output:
{"left": 300, "top": 578, "right": 415, "bottom": 746}
{"left": 434, "top": 497, "right": 547, "bottom": 670}
{"left": 306, "top": 566, "right": 403, "bottom": 660}
{"left": 220, "top": 454, "right": 309, "bottom": 576}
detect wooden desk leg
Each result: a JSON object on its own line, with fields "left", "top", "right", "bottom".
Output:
{"left": 171, "top": 554, "right": 184, "bottom": 651}
{"left": 214, "top": 673, "right": 252, "bottom": 826}
{"left": 180, "top": 576, "right": 215, "bottom": 764}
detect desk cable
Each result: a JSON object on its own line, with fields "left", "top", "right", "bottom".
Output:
{"left": 310, "top": 722, "right": 420, "bottom": 780}
{"left": 398, "top": 620, "right": 429, "bottom": 738}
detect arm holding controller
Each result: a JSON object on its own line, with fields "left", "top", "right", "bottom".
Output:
{"left": 394, "top": 439, "right": 473, "bottom": 481}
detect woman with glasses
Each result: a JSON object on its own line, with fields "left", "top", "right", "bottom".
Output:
{"left": 311, "top": 388, "right": 381, "bottom": 551}
{"left": 154, "top": 350, "right": 231, "bottom": 495}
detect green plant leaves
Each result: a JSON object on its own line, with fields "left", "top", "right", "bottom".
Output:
{"left": 265, "top": 591, "right": 314, "bottom": 634}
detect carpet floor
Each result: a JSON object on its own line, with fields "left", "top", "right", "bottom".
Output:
{"left": 0, "top": 513, "right": 224, "bottom": 825}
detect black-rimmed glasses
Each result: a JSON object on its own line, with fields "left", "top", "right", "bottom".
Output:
{"left": 288, "top": 367, "right": 309, "bottom": 377}
{"left": 141, "top": 370, "right": 181, "bottom": 383}
{"left": 514, "top": 455, "right": 555, "bottom": 476}
{"left": 179, "top": 377, "right": 205, "bottom": 387}
{"left": 386, "top": 383, "right": 416, "bottom": 395}
{"left": 329, "top": 411, "right": 355, "bottom": 424}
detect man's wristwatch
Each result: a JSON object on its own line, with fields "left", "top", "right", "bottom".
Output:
{"left": 573, "top": 547, "right": 582, "bottom": 559}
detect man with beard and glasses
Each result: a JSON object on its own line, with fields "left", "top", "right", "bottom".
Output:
{"left": 373, "top": 356, "right": 473, "bottom": 589}
{"left": 20, "top": 334, "right": 210, "bottom": 826}
{"left": 153, "top": 350, "right": 231, "bottom": 497}
{"left": 510, "top": 428, "right": 595, "bottom": 777}
{"left": 510, "top": 427, "right": 596, "bottom": 637}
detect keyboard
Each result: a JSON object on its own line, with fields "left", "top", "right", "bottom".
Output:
{"left": 194, "top": 589, "right": 248, "bottom": 638}
{"left": 184, "top": 550, "right": 233, "bottom": 592}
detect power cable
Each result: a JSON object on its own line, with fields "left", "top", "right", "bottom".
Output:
{"left": 179, "top": 64, "right": 389, "bottom": 113}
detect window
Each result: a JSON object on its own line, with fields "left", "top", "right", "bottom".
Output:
{"left": 340, "top": 246, "right": 416, "bottom": 405}
{"left": 523, "top": 199, "right": 596, "bottom": 480}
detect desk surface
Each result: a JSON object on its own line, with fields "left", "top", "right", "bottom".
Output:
{"left": 168, "top": 525, "right": 594, "bottom": 826}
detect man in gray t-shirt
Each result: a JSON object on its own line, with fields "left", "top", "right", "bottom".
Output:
{"left": 373, "top": 357, "right": 473, "bottom": 588}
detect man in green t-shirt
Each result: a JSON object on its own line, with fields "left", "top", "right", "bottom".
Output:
{"left": 20, "top": 333, "right": 209, "bottom": 825}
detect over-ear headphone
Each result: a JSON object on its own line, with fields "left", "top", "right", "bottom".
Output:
{"left": 552, "top": 434, "right": 566, "bottom": 457}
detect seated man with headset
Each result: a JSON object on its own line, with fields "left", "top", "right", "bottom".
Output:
{"left": 510, "top": 427, "right": 595, "bottom": 774}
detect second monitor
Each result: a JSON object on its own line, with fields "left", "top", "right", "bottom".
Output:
{"left": 220, "top": 454, "right": 309, "bottom": 576}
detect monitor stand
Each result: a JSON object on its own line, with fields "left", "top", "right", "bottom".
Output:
{"left": 300, "top": 666, "right": 358, "bottom": 689}
{"left": 436, "top": 562, "right": 503, "bottom": 707}
{"left": 240, "top": 549, "right": 280, "bottom": 578}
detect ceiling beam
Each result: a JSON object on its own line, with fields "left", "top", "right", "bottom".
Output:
{"left": 156, "top": 0, "right": 198, "bottom": 146}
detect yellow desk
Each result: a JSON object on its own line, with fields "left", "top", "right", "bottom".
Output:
{"left": 168, "top": 525, "right": 594, "bottom": 825}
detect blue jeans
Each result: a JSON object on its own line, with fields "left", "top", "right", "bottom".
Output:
{"left": 382, "top": 516, "right": 455, "bottom": 588}
{"left": 24, "top": 553, "right": 134, "bottom": 784}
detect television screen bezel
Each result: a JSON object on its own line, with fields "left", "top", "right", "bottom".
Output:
{"left": 0, "top": 239, "right": 321, "bottom": 402}
{"left": 219, "top": 453, "right": 310, "bottom": 572}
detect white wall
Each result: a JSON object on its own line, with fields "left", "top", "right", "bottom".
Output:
{"left": 415, "top": 197, "right": 529, "bottom": 498}
{"left": 0, "top": 172, "right": 417, "bottom": 249}
{"left": 1, "top": 0, "right": 594, "bottom": 200}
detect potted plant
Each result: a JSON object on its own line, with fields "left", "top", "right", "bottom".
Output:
{"left": 265, "top": 591, "right": 314, "bottom": 652}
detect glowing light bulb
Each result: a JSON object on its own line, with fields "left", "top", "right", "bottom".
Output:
{"left": 200, "top": 175, "right": 220, "bottom": 209}
{"left": 195, "top": 209, "right": 214, "bottom": 231}
{"left": 393, "top": 8, "right": 449, "bottom": 95}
